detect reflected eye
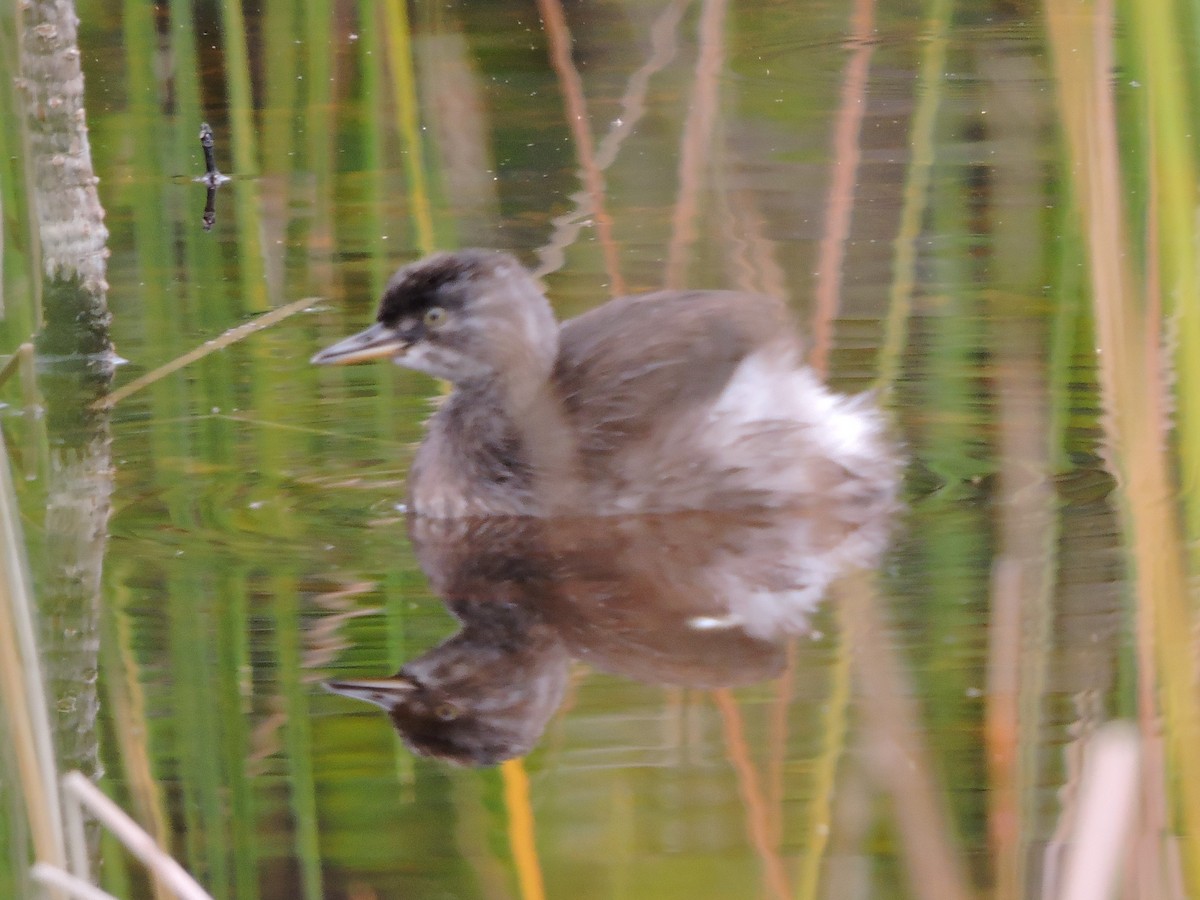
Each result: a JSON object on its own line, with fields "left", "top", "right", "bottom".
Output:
{"left": 423, "top": 306, "right": 448, "bottom": 328}
{"left": 434, "top": 701, "right": 461, "bottom": 721}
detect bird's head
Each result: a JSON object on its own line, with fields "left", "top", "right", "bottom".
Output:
{"left": 326, "top": 605, "right": 570, "bottom": 766}
{"left": 311, "top": 250, "right": 558, "bottom": 387}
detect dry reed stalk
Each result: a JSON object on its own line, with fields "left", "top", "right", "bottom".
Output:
{"left": 786, "top": 8, "right": 880, "bottom": 862}
{"left": 984, "top": 59, "right": 1057, "bottom": 884}
{"left": 810, "top": 0, "right": 877, "bottom": 374}
{"left": 838, "top": 573, "right": 973, "bottom": 900}
{"left": 29, "top": 864, "right": 119, "bottom": 900}
{"left": 0, "top": 428, "right": 68, "bottom": 889}
{"left": 875, "top": 0, "right": 952, "bottom": 392}
{"left": 663, "top": 0, "right": 728, "bottom": 289}
{"left": 536, "top": 0, "right": 625, "bottom": 295}
{"left": 764, "top": 641, "right": 796, "bottom": 849}
{"left": 793, "top": 633, "right": 852, "bottom": 899}
{"left": 101, "top": 563, "right": 176, "bottom": 900}
{"left": 533, "top": 0, "right": 691, "bottom": 283}
{"left": 985, "top": 556, "right": 1022, "bottom": 893}
{"left": 94, "top": 296, "right": 320, "bottom": 410}
{"left": 1045, "top": 0, "right": 1200, "bottom": 891}
{"left": 713, "top": 688, "right": 792, "bottom": 900}
{"left": 61, "top": 772, "right": 213, "bottom": 900}
{"left": 1055, "top": 723, "right": 1140, "bottom": 900}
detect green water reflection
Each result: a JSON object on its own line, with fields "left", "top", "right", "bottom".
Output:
{"left": 1, "top": 0, "right": 1189, "bottom": 897}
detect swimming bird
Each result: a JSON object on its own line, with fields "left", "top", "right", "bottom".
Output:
{"left": 312, "top": 249, "right": 897, "bottom": 518}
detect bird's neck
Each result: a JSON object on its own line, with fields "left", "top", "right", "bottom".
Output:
{"left": 458, "top": 362, "right": 580, "bottom": 515}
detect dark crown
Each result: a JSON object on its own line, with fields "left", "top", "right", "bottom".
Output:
{"left": 376, "top": 250, "right": 514, "bottom": 325}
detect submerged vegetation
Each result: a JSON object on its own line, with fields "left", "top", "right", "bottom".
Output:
{"left": 1, "top": 0, "right": 1199, "bottom": 897}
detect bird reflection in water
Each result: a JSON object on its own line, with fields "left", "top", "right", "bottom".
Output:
{"left": 315, "top": 249, "right": 901, "bottom": 765}
{"left": 326, "top": 499, "right": 897, "bottom": 766}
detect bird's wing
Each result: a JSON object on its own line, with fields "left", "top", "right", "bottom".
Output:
{"left": 554, "top": 289, "right": 795, "bottom": 454}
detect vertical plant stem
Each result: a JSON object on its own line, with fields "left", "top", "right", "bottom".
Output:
{"left": 712, "top": 689, "right": 790, "bottom": 900}
{"left": 0, "top": 429, "right": 67, "bottom": 882}
{"left": 304, "top": 0, "right": 337, "bottom": 291}
{"left": 533, "top": 0, "right": 690, "bottom": 283}
{"left": 219, "top": 0, "right": 256, "bottom": 177}
{"left": 763, "top": 642, "right": 795, "bottom": 848}
{"left": 381, "top": 0, "right": 436, "bottom": 255}
{"left": 1046, "top": 0, "right": 1200, "bottom": 891}
{"left": 980, "top": 45, "right": 1057, "bottom": 898}
{"left": 838, "top": 573, "right": 973, "bottom": 900}
{"left": 793, "top": 634, "right": 852, "bottom": 899}
{"left": 99, "top": 564, "right": 173, "bottom": 900}
{"left": 875, "top": 0, "right": 953, "bottom": 391}
{"left": 274, "top": 578, "right": 325, "bottom": 900}
{"left": 1125, "top": 0, "right": 1200, "bottom": 549}
{"left": 501, "top": 759, "right": 546, "bottom": 900}
{"left": 664, "top": 0, "right": 728, "bottom": 289}
{"left": 1055, "top": 723, "right": 1141, "bottom": 900}
{"left": 219, "top": 1, "right": 269, "bottom": 313}
{"left": 811, "top": 0, "right": 877, "bottom": 373}
{"left": 536, "top": 0, "right": 625, "bottom": 295}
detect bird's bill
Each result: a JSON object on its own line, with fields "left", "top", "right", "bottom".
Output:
{"left": 324, "top": 676, "right": 416, "bottom": 710}
{"left": 311, "top": 323, "right": 406, "bottom": 365}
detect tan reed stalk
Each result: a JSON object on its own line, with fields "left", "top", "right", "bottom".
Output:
{"left": 1054, "top": 724, "right": 1141, "bottom": 900}
{"left": 1045, "top": 0, "right": 1200, "bottom": 891}
{"left": 875, "top": 0, "right": 952, "bottom": 393}
{"left": 535, "top": 0, "right": 625, "bottom": 295}
{"left": 94, "top": 297, "right": 321, "bottom": 410}
{"left": 713, "top": 688, "right": 792, "bottom": 900}
{"left": 0, "top": 427, "right": 68, "bottom": 893}
{"left": 810, "top": 0, "right": 877, "bottom": 373}
{"left": 663, "top": 0, "right": 729, "bottom": 289}
{"left": 837, "top": 573, "right": 973, "bottom": 900}
{"left": 61, "top": 773, "right": 213, "bottom": 900}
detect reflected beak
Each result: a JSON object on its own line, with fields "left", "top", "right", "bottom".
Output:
{"left": 311, "top": 323, "right": 407, "bottom": 365}
{"left": 324, "top": 676, "right": 417, "bottom": 710}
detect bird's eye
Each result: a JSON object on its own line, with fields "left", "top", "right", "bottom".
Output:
{"left": 434, "top": 701, "right": 460, "bottom": 721}
{"left": 423, "top": 306, "right": 448, "bottom": 328}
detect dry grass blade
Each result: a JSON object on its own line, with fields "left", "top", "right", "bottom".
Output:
{"left": 533, "top": 0, "right": 691, "bottom": 282}
{"left": 664, "top": 0, "right": 728, "bottom": 289}
{"left": 810, "top": 0, "right": 877, "bottom": 374}
{"left": 536, "top": 0, "right": 625, "bottom": 295}
{"left": 875, "top": 0, "right": 952, "bottom": 393}
{"left": 1045, "top": 0, "right": 1200, "bottom": 891}
{"left": 29, "top": 864, "right": 120, "bottom": 900}
{"left": 61, "top": 772, "right": 214, "bottom": 900}
{"left": 838, "top": 572, "right": 973, "bottom": 900}
{"left": 0, "top": 342, "right": 30, "bottom": 386}
{"left": 0, "top": 430, "right": 68, "bottom": 886}
{"left": 1054, "top": 723, "right": 1140, "bottom": 900}
{"left": 94, "top": 296, "right": 320, "bottom": 410}
{"left": 713, "top": 688, "right": 791, "bottom": 900}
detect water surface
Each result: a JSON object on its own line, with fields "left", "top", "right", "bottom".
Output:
{"left": 0, "top": 0, "right": 1182, "bottom": 898}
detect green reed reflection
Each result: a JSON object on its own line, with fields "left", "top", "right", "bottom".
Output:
{"left": 3, "top": 0, "right": 1200, "bottom": 898}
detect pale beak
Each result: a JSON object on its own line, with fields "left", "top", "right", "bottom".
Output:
{"left": 311, "top": 322, "right": 406, "bottom": 365}
{"left": 324, "top": 676, "right": 417, "bottom": 710}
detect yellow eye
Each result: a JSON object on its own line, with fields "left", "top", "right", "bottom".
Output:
{"left": 423, "top": 306, "right": 448, "bottom": 328}
{"left": 434, "top": 701, "right": 460, "bottom": 721}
